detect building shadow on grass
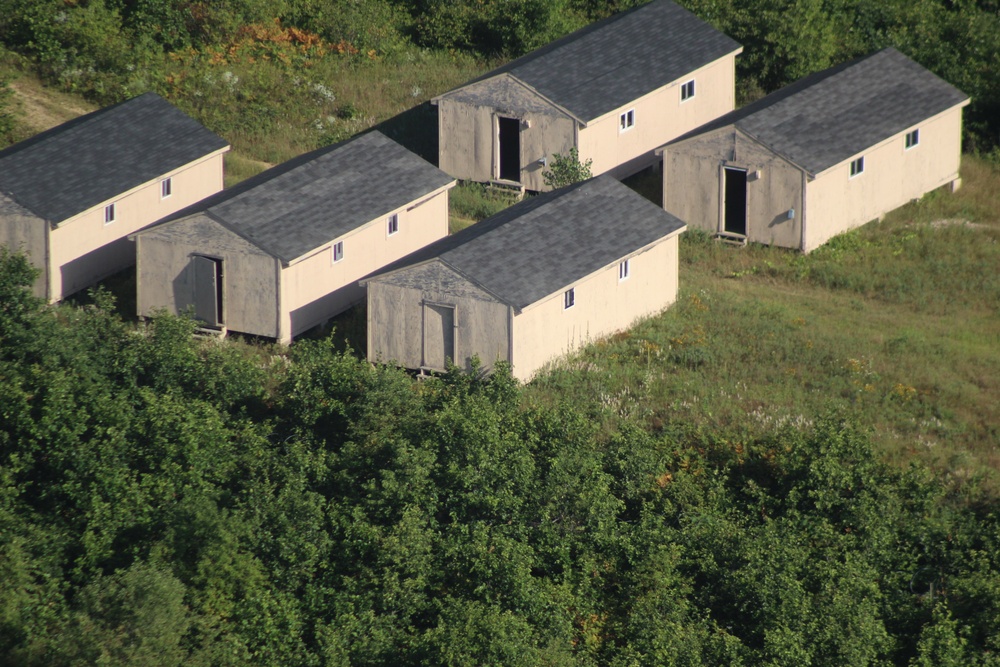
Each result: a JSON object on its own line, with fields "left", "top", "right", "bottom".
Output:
{"left": 64, "top": 266, "right": 137, "bottom": 323}
{"left": 374, "top": 101, "right": 438, "bottom": 166}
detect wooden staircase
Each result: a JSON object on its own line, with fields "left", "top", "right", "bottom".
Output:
{"left": 486, "top": 179, "right": 526, "bottom": 203}
{"left": 715, "top": 231, "right": 747, "bottom": 247}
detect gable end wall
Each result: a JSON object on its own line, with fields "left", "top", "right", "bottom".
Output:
{"left": 367, "top": 262, "right": 510, "bottom": 373}
{"left": 438, "top": 86, "right": 575, "bottom": 190}
{"left": 0, "top": 195, "right": 48, "bottom": 299}
{"left": 664, "top": 129, "right": 804, "bottom": 248}
{"left": 136, "top": 216, "right": 279, "bottom": 337}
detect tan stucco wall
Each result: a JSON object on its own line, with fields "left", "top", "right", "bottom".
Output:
{"left": 663, "top": 129, "right": 804, "bottom": 248}
{"left": 0, "top": 194, "right": 48, "bottom": 298}
{"left": 511, "top": 234, "right": 681, "bottom": 381}
{"left": 280, "top": 187, "right": 452, "bottom": 341}
{"left": 367, "top": 261, "right": 510, "bottom": 372}
{"left": 804, "top": 106, "right": 964, "bottom": 251}
{"left": 437, "top": 77, "right": 576, "bottom": 191}
{"left": 48, "top": 150, "right": 227, "bottom": 300}
{"left": 135, "top": 214, "right": 279, "bottom": 337}
{"left": 580, "top": 53, "right": 738, "bottom": 180}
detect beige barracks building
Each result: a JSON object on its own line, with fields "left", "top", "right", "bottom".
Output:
{"left": 659, "top": 48, "right": 969, "bottom": 252}
{"left": 363, "top": 176, "right": 686, "bottom": 381}
{"left": 133, "top": 131, "right": 455, "bottom": 342}
{"left": 0, "top": 92, "right": 228, "bottom": 301}
{"left": 434, "top": 0, "right": 742, "bottom": 191}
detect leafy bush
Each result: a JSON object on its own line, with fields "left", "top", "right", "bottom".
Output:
{"left": 542, "top": 147, "right": 593, "bottom": 189}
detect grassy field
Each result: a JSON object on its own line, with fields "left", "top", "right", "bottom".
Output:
{"left": 530, "top": 158, "right": 1000, "bottom": 489}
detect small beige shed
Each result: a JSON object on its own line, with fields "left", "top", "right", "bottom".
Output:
{"left": 363, "top": 176, "right": 686, "bottom": 382}
{"left": 133, "top": 131, "right": 455, "bottom": 343}
{"left": 433, "top": 0, "right": 742, "bottom": 191}
{"left": 0, "top": 92, "right": 229, "bottom": 301}
{"left": 658, "top": 48, "right": 969, "bottom": 252}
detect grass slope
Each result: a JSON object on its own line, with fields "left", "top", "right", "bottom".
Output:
{"left": 530, "top": 158, "right": 1000, "bottom": 489}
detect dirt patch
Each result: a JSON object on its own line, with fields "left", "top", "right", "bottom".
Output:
{"left": 930, "top": 218, "right": 987, "bottom": 229}
{"left": 9, "top": 77, "right": 96, "bottom": 133}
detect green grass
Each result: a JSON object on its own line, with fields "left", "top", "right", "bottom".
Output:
{"left": 224, "top": 152, "right": 272, "bottom": 187}
{"left": 528, "top": 156, "right": 1000, "bottom": 489}
{"left": 166, "top": 47, "right": 487, "bottom": 173}
{"left": 448, "top": 181, "right": 523, "bottom": 233}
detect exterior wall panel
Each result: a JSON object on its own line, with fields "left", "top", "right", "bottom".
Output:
{"left": 281, "top": 189, "right": 451, "bottom": 341}
{"left": 438, "top": 85, "right": 575, "bottom": 190}
{"left": 511, "top": 235, "right": 680, "bottom": 381}
{"left": 663, "top": 128, "right": 733, "bottom": 233}
{"left": 580, "top": 54, "right": 737, "bottom": 179}
{"left": 439, "top": 101, "right": 495, "bottom": 183}
{"left": 48, "top": 152, "right": 226, "bottom": 300}
{"left": 804, "top": 108, "right": 964, "bottom": 251}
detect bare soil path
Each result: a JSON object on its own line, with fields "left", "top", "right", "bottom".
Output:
{"left": 9, "top": 76, "right": 95, "bottom": 133}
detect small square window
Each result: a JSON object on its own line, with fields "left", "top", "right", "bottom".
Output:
{"left": 161, "top": 177, "right": 172, "bottom": 199}
{"left": 619, "top": 109, "right": 635, "bottom": 132}
{"left": 905, "top": 129, "right": 920, "bottom": 150}
{"left": 564, "top": 288, "right": 575, "bottom": 310}
{"left": 387, "top": 213, "right": 399, "bottom": 236}
{"left": 332, "top": 241, "right": 344, "bottom": 263}
{"left": 849, "top": 156, "right": 865, "bottom": 178}
{"left": 104, "top": 203, "right": 116, "bottom": 224}
{"left": 619, "top": 259, "right": 630, "bottom": 281}
{"left": 681, "top": 79, "right": 696, "bottom": 102}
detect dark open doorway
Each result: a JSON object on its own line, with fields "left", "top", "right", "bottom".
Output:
{"left": 192, "top": 255, "right": 223, "bottom": 327}
{"left": 498, "top": 117, "right": 520, "bottom": 182}
{"left": 723, "top": 167, "right": 748, "bottom": 236}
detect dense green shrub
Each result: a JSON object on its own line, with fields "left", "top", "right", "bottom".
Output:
{"left": 2, "top": 250, "right": 1000, "bottom": 664}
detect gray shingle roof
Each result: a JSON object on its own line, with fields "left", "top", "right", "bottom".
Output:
{"left": 670, "top": 48, "right": 969, "bottom": 175}
{"left": 169, "top": 131, "right": 454, "bottom": 263}
{"left": 368, "top": 175, "right": 685, "bottom": 310}
{"left": 0, "top": 92, "right": 228, "bottom": 224}
{"left": 441, "top": 0, "right": 741, "bottom": 122}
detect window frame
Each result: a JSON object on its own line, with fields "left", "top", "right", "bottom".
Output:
{"left": 161, "top": 177, "right": 172, "bottom": 199}
{"left": 104, "top": 203, "right": 116, "bottom": 225}
{"left": 849, "top": 156, "right": 865, "bottom": 179}
{"left": 387, "top": 213, "right": 399, "bottom": 236}
{"left": 564, "top": 287, "right": 576, "bottom": 310}
{"left": 905, "top": 129, "right": 920, "bottom": 150}
{"left": 619, "top": 259, "right": 630, "bottom": 281}
{"left": 619, "top": 109, "right": 635, "bottom": 133}
{"left": 332, "top": 241, "right": 344, "bottom": 264}
{"left": 680, "top": 79, "right": 696, "bottom": 102}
